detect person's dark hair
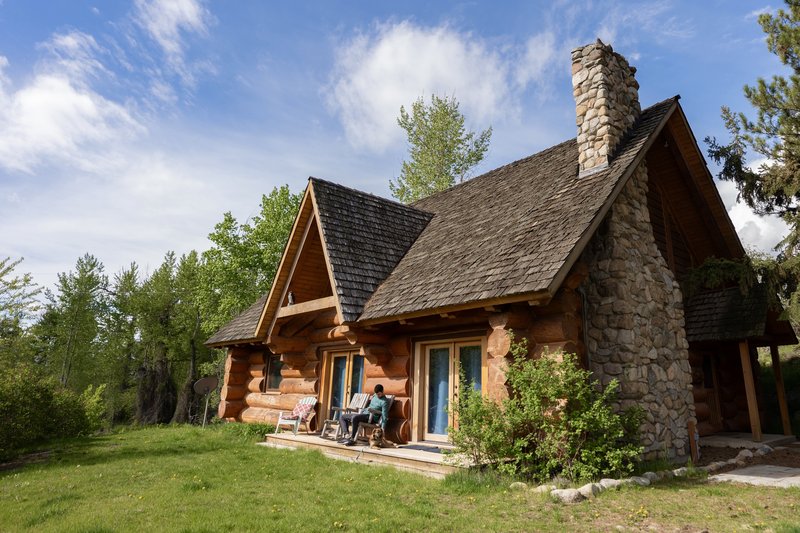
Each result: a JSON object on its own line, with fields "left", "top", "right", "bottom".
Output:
{"left": 374, "top": 384, "right": 384, "bottom": 393}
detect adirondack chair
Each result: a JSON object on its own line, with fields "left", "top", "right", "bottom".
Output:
{"left": 274, "top": 396, "right": 317, "bottom": 435}
{"left": 319, "top": 392, "right": 371, "bottom": 440}
{"left": 355, "top": 394, "right": 395, "bottom": 443}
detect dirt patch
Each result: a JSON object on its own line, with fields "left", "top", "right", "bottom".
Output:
{"left": 0, "top": 450, "right": 52, "bottom": 472}
{"left": 698, "top": 443, "right": 800, "bottom": 475}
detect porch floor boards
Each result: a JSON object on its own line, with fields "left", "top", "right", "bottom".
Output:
{"left": 260, "top": 433, "right": 464, "bottom": 479}
{"left": 700, "top": 432, "right": 797, "bottom": 449}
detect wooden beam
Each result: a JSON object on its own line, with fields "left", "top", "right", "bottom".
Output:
{"left": 276, "top": 295, "right": 337, "bottom": 319}
{"left": 770, "top": 344, "right": 793, "bottom": 436}
{"left": 266, "top": 335, "right": 310, "bottom": 354}
{"left": 738, "top": 340, "right": 762, "bottom": 442}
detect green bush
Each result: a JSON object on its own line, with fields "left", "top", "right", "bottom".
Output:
{"left": 449, "top": 339, "right": 643, "bottom": 483}
{"left": 0, "top": 363, "right": 107, "bottom": 461}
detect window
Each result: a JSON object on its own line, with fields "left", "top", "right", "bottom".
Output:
{"left": 263, "top": 354, "right": 283, "bottom": 392}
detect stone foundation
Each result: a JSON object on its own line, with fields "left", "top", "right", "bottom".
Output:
{"left": 581, "top": 162, "right": 696, "bottom": 461}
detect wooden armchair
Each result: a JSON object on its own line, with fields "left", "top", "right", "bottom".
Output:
{"left": 319, "top": 392, "right": 370, "bottom": 440}
{"left": 356, "top": 395, "right": 395, "bottom": 443}
{"left": 274, "top": 396, "right": 317, "bottom": 435}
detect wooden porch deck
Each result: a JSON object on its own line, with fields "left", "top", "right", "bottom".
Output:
{"left": 260, "top": 433, "right": 464, "bottom": 479}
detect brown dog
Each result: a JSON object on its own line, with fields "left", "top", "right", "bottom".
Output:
{"left": 369, "top": 427, "right": 398, "bottom": 449}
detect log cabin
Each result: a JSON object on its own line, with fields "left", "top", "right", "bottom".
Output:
{"left": 206, "top": 40, "right": 796, "bottom": 462}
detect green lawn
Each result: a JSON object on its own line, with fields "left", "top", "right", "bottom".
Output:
{"left": 1, "top": 426, "right": 799, "bottom": 532}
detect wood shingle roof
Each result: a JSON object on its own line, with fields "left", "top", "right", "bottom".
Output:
{"left": 205, "top": 293, "right": 267, "bottom": 347}
{"left": 311, "top": 177, "right": 432, "bottom": 323}
{"left": 358, "top": 97, "right": 678, "bottom": 322}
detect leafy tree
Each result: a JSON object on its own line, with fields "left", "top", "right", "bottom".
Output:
{"left": 390, "top": 94, "right": 492, "bottom": 203}
{"left": 199, "top": 185, "right": 301, "bottom": 335}
{"left": 38, "top": 254, "right": 108, "bottom": 390}
{"left": 705, "top": 2, "right": 800, "bottom": 315}
{"left": 0, "top": 257, "right": 41, "bottom": 365}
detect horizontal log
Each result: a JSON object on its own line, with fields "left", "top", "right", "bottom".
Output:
{"left": 536, "top": 288, "right": 581, "bottom": 316}
{"left": 692, "top": 388, "right": 709, "bottom": 403}
{"left": 342, "top": 326, "right": 389, "bottom": 346}
{"left": 280, "top": 352, "right": 312, "bottom": 369}
{"left": 244, "top": 392, "right": 307, "bottom": 410}
{"left": 248, "top": 364, "right": 265, "bottom": 378}
{"left": 487, "top": 328, "right": 512, "bottom": 358}
{"left": 239, "top": 406, "right": 280, "bottom": 425}
{"left": 364, "top": 377, "right": 409, "bottom": 397}
{"left": 697, "top": 420, "right": 716, "bottom": 437}
{"left": 487, "top": 357, "right": 510, "bottom": 403}
{"left": 312, "top": 309, "right": 340, "bottom": 328}
{"left": 247, "top": 377, "right": 265, "bottom": 393}
{"left": 359, "top": 344, "right": 391, "bottom": 365}
{"left": 385, "top": 418, "right": 409, "bottom": 444}
{"left": 388, "top": 336, "right": 411, "bottom": 357}
{"left": 695, "top": 402, "right": 711, "bottom": 421}
{"left": 229, "top": 347, "right": 254, "bottom": 360}
{"left": 531, "top": 341, "right": 580, "bottom": 359}
{"left": 218, "top": 400, "right": 244, "bottom": 419}
{"left": 365, "top": 355, "right": 410, "bottom": 379}
{"left": 530, "top": 313, "right": 580, "bottom": 344}
{"left": 389, "top": 396, "right": 411, "bottom": 419}
{"left": 226, "top": 372, "right": 249, "bottom": 386}
{"left": 488, "top": 311, "right": 531, "bottom": 331}
{"left": 279, "top": 377, "right": 319, "bottom": 395}
{"left": 562, "top": 261, "right": 589, "bottom": 290}
{"left": 267, "top": 335, "right": 310, "bottom": 354}
{"left": 310, "top": 325, "right": 349, "bottom": 343}
{"left": 280, "top": 361, "right": 318, "bottom": 379}
{"left": 225, "top": 356, "right": 250, "bottom": 374}
{"left": 221, "top": 385, "right": 247, "bottom": 401}
{"left": 248, "top": 352, "right": 266, "bottom": 365}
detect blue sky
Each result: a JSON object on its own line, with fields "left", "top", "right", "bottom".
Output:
{"left": 0, "top": 0, "right": 788, "bottom": 291}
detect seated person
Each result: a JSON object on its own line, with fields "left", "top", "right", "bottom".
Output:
{"left": 339, "top": 384, "right": 389, "bottom": 446}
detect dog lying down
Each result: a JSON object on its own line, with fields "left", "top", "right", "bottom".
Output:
{"left": 369, "top": 428, "right": 398, "bottom": 449}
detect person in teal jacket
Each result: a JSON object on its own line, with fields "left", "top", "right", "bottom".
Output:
{"left": 340, "top": 384, "right": 389, "bottom": 446}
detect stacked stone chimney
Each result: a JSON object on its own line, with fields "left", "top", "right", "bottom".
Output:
{"left": 572, "top": 40, "right": 641, "bottom": 175}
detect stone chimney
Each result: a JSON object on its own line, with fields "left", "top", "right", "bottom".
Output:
{"left": 572, "top": 40, "right": 641, "bottom": 175}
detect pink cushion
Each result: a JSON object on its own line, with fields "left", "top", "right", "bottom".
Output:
{"left": 287, "top": 402, "right": 314, "bottom": 420}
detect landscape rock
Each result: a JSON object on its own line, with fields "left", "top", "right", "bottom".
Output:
{"left": 599, "top": 478, "right": 623, "bottom": 490}
{"left": 532, "top": 484, "right": 556, "bottom": 494}
{"left": 578, "top": 482, "right": 602, "bottom": 498}
{"left": 736, "top": 449, "right": 753, "bottom": 460}
{"left": 672, "top": 467, "right": 688, "bottom": 477}
{"left": 629, "top": 476, "right": 650, "bottom": 486}
{"left": 509, "top": 482, "right": 528, "bottom": 491}
{"left": 755, "top": 445, "right": 773, "bottom": 457}
{"left": 551, "top": 488, "right": 586, "bottom": 504}
{"left": 642, "top": 471, "right": 658, "bottom": 482}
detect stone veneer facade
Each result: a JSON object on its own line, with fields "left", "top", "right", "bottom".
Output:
{"left": 572, "top": 40, "right": 641, "bottom": 175}
{"left": 580, "top": 163, "right": 696, "bottom": 461}
{"left": 573, "top": 40, "right": 695, "bottom": 461}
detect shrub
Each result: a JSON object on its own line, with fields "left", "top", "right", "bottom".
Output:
{"left": 449, "top": 338, "right": 643, "bottom": 483}
{"left": 0, "top": 362, "right": 107, "bottom": 461}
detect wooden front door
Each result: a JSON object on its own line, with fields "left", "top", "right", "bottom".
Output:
{"left": 326, "top": 350, "right": 365, "bottom": 419}
{"left": 421, "top": 340, "right": 485, "bottom": 442}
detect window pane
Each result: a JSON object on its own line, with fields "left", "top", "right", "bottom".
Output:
{"left": 266, "top": 355, "right": 283, "bottom": 390}
{"left": 427, "top": 347, "right": 450, "bottom": 435}
{"left": 350, "top": 355, "right": 365, "bottom": 399}
{"left": 330, "top": 356, "right": 348, "bottom": 417}
{"left": 459, "top": 345, "right": 482, "bottom": 392}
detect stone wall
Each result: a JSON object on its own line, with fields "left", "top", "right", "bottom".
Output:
{"left": 581, "top": 162, "right": 696, "bottom": 461}
{"left": 572, "top": 40, "right": 641, "bottom": 175}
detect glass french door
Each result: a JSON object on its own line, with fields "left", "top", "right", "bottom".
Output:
{"left": 327, "top": 351, "right": 365, "bottom": 419}
{"left": 423, "top": 341, "right": 484, "bottom": 442}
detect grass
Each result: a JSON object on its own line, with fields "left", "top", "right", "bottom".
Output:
{"left": 759, "top": 346, "right": 800, "bottom": 437}
{"left": 1, "top": 426, "right": 799, "bottom": 532}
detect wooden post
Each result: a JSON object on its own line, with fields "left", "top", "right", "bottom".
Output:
{"left": 738, "top": 340, "right": 762, "bottom": 442}
{"left": 770, "top": 344, "right": 793, "bottom": 436}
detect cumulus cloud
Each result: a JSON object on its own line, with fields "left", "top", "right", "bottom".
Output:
{"left": 716, "top": 179, "right": 789, "bottom": 254}
{"left": 0, "top": 33, "right": 142, "bottom": 174}
{"left": 515, "top": 31, "right": 558, "bottom": 89}
{"left": 328, "top": 21, "right": 528, "bottom": 151}
{"left": 133, "top": 0, "right": 212, "bottom": 84}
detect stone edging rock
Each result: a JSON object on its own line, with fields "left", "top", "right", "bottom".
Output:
{"left": 509, "top": 445, "right": 775, "bottom": 504}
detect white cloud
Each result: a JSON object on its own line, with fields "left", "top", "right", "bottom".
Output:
{"left": 0, "top": 33, "right": 142, "bottom": 174}
{"left": 595, "top": 1, "right": 693, "bottom": 49}
{"left": 716, "top": 179, "right": 789, "bottom": 254}
{"left": 328, "top": 22, "right": 525, "bottom": 152}
{"left": 133, "top": 0, "right": 212, "bottom": 84}
{"left": 746, "top": 6, "right": 773, "bottom": 20}
{"left": 515, "top": 32, "right": 558, "bottom": 89}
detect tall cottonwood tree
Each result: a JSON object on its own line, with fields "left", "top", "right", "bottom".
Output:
{"left": 199, "top": 185, "right": 301, "bottom": 335}
{"left": 706, "top": 1, "right": 800, "bottom": 316}
{"left": 390, "top": 95, "right": 492, "bottom": 204}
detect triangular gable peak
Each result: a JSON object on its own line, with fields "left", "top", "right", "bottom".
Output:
{"left": 255, "top": 177, "right": 432, "bottom": 342}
